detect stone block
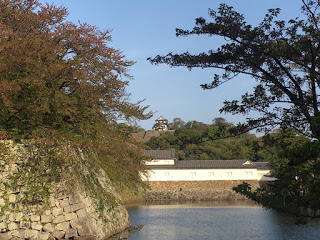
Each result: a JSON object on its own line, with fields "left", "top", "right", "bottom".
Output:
{"left": 8, "top": 222, "right": 18, "bottom": 231}
{"left": 65, "top": 228, "right": 77, "bottom": 239}
{"left": 71, "top": 203, "right": 86, "bottom": 212}
{"left": 10, "top": 236, "right": 21, "bottom": 240}
{"left": 56, "top": 221, "right": 70, "bottom": 232}
{"left": 8, "top": 194, "right": 16, "bottom": 203}
{"left": 70, "top": 219, "right": 95, "bottom": 237}
{"left": 59, "top": 198, "right": 69, "bottom": 208}
{"left": 0, "top": 198, "right": 5, "bottom": 206}
{"left": 31, "top": 222, "right": 43, "bottom": 231}
{"left": 8, "top": 213, "right": 14, "bottom": 222}
{"left": 20, "top": 221, "right": 31, "bottom": 229}
{"left": 65, "top": 212, "right": 77, "bottom": 221}
{"left": 52, "top": 230, "right": 65, "bottom": 239}
{"left": 52, "top": 207, "right": 63, "bottom": 216}
{"left": 14, "top": 212, "right": 24, "bottom": 222}
{"left": 39, "top": 232, "right": 51, "bottom": 240}
{"left": 63, "top": 205, "right": 72, "bottom": 214}
{"left": 53, "top": 215, "right": 65, "bottom": 224}
{"left": 43, "top": 223, "right": 55, "bottom": 233}
{"left": 76, "top": 208, "right": 87, "bottom": 219}
{"left": 65, "top": 202, "right": 85, "bottom": 213}
{"left": 30, "top": 215, "right": 40, "bottom": 222}
{"left": 24, "top": 229, "right": 39, "bottom": 239}
{"left": 82, "top": 197, "right": 93, "bottom": 209}
{"left": 69, "top": 194, "right": 82, "bottom": 205}
{"left": 9, "top": 212, "right": 23, "bottom": 222}
{"left": 0, "top": 221, "right": 7, "bottom": 232}
{"left": 41, "top": 214, "right": 52, "bottom": 224}
{"left": 48, "top": 196, "right": 56, "bottom": 207}
{"left": 44, "top": 209, "right": 51, "bottom": 215}
{"left": 11, "top": 229, "right": 24, "bottom": 238}
{"left": 1, "top": 231, "right": 13, "bottom": 240}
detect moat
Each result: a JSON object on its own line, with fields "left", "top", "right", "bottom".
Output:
{"left": 126, "top": 201, "right": 320, "bottom": 240}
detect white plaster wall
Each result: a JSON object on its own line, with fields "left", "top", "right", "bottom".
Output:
{"left": 257, "top": 169, "right": 276, "bottom": 181}
{"left": 145, "top": 159, "right": 175, "bottom": 165}
{"left": 142, "top": 168, "right": 260, "bottom": 181}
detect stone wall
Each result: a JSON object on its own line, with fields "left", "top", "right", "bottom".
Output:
{"left": 0, "top": 141, "right": 131, "bottom": 240}
{"left": 144, "top": 180, "right": 260, "bottom": 201}
{"left": 131, "top": 130, "right": 175, "bottom": 142}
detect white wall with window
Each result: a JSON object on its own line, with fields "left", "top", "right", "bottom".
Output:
{"left": 141, "top": 168, "right": 264, "bottom": 181}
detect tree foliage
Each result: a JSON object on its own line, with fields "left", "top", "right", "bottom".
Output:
{"left": 0, "top": 0, "right": 151, "bottom": 139}
{"left": 234, "top": 130, "right": 320, "bottom": 217}
{"left": 149, "top": 0, "right": 320, "bottom": 140}
{"left": 146, "top": 118, "right": 265, "bottom": 160}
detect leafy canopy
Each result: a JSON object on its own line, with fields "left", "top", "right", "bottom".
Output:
{"left": 149, "top": 0, "right": 320, "bottom": 140}
{"left": 146, "top": 118, "right": 266, "bottom": 161}
{"left": 0, "top": 0, "right": 151, "bottom": 138}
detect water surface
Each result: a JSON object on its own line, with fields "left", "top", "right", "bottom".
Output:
{"left": 127, "top": 201, "right": 320, "bottom": 240}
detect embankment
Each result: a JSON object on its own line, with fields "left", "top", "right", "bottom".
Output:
{"left": 144, "top": 180, "right": 261, "bottom": 201}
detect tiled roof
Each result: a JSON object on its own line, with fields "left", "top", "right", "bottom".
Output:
{"left": 147, "top": 159, "right": 270, "bottom": 170}
{"left": 142, "top": 149, "right": 176, "bottom": 159}
{"left": 252, "top": 162, "right": 270, "bottom": 170}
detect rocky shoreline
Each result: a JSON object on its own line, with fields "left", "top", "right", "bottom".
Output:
{"left": 106, "top": 225, "right": 144, "bottom": 240}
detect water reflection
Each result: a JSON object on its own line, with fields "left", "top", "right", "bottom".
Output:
{"left": 126, "top": 201, "right": 320, "bottom": 240}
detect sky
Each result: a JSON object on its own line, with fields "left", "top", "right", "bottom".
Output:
{"left": 45, "top": 0, "right": 304, "bottom": 131}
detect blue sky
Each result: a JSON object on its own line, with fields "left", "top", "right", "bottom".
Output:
{"left": 47, "top": 0, "right": 303, "bottom": 130}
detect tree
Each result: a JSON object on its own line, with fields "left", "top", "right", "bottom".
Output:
{"left": 203, "top": 118, "right": 232, "bottom": 140}
{"left": 212, "top": 117, "right": 230, "bottom": 127}
{"left": 0, "top": 0, "right": 151, "bottom": 138}
{"left": 168, "top": 117, "right": 185, "bottom": 130}
{"left": 234, "top": 130, "right": 320, "bottom": 217}
{"left": 148, "top": 0, "right": 320, "bottom": 216}
{"left": 148, "top": 0, "right": 320, "bottom": 140}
